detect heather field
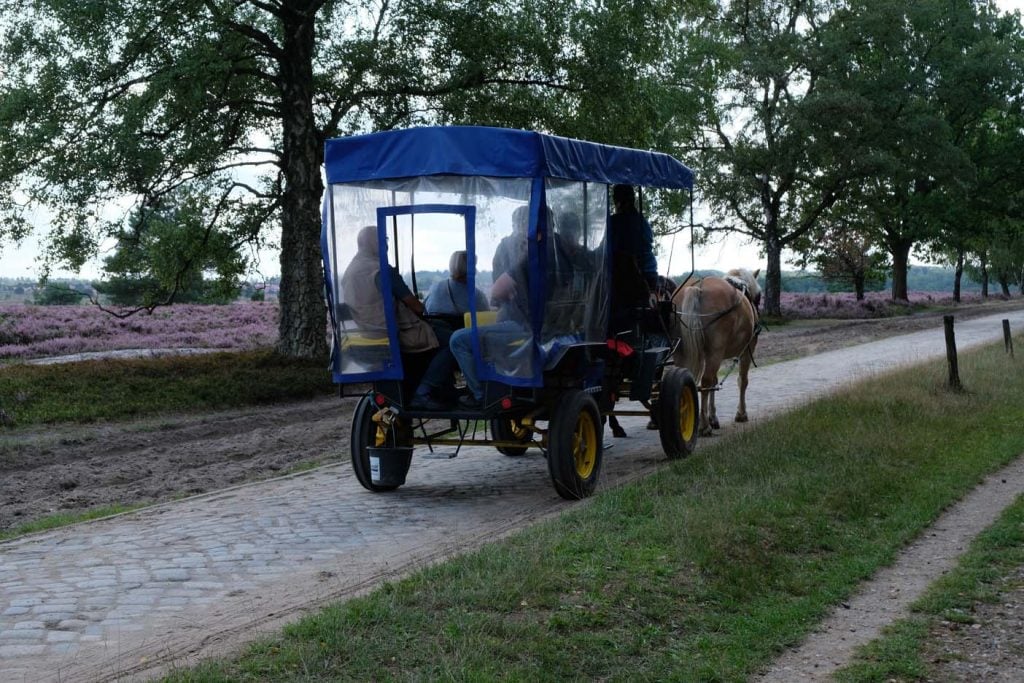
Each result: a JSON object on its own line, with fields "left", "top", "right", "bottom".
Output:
{"left": 778, "top": 290, "right": 995, "bottom": 319}
{"left": 0, "top": 302, "right": 279, "bottom": 362}
{"left": 0, "top": 291, "right": 1011, "bottom": 363}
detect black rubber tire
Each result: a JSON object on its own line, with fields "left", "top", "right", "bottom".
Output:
{"left": 351, "top": 393, "right": 401, "bottom": 492}
{"left": 657, "top": 367, "right": 699, "bottom": 459}
{"left": 491, "top": 416, "right": 531, "bottom": 456}
{"left": 547, "top": 390, "right": 603, "bottom": 500}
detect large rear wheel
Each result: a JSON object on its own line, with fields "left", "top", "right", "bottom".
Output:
{"left": 657, "top": 367, "right": 699, "bottom": 459}
{"left": 547, "top": 390, "right": 603, "bottom": 500}
{"left": 491, "top": 416, "right": 531, "bottom": 456}
{"left": 351, "top": 393, "right": 401, "bottom": 492}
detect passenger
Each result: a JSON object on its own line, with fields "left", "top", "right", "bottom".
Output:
{"left": 341, "top": 225, "right": 456, "bottom": 410}
{"left": 424, "top": 250, "right": 489, "bottom": 324}
{"left": 450, "top": 208, "right": 535, "bottom": 409}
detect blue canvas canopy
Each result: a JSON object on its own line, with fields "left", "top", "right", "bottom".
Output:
{"left": 322, "top": 125, "right": 695, "bottom": 388}
{"left": 323, "top": 126, "right": 694, "bottom": 190}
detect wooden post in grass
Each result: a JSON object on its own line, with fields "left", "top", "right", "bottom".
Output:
{"left": 1003, "top": 319, "right": 1014, "bottom": 358}
{"left": 944, "top": 315, "right": 961, "bottom": 391}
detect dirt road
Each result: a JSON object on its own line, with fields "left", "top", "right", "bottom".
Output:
{"left": 3, "top": 298, "right": 1022, "bottom": 534}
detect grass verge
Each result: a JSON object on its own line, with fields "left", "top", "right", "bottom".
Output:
{"left": 0, "top": 504, "right": 144, "bottom": 542}
{"left": 165, "top": 337, "right": 1024, "bottom": 682}
{"left": 0, "top": 350, "right": 334, "bottom": 426}
{"left": 834, "top": 496, "right": 1024, "bottom": 682}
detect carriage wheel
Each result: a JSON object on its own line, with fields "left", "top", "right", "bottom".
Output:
{"left": 657, "top": 367, "right": 699, "bottom": 459}
{"left": 491, "top": 416, "right": 531, "bottom": 456}
{"left": 351, "top": 392, "right": 403, "bottom": 492}
{"left": 547, "top": 390, "right": 603, "bottom": 500}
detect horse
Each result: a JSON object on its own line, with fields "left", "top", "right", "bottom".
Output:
{"left": 670, "top": 268, "right": 762, "bottom": 436}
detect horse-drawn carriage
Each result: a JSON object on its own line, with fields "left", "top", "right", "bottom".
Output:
{"left": 321, "top": 126, "right": 701, "bottom": 500}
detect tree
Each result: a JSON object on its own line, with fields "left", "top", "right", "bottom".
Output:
{"left": 793, "top": 200, "right": 889, "bottom": 299}
{"left": 93, "top": 189, "right": 246, "bottom": 306}
{"left": 819, "top": 0, "right": 1022, "bottom": 302}
{"left": 688, "top": 0, "right": 875, "bottom": 316}
{"left": 33, "top": 282, "right": 86, "bottom": 305}
{"left": 0, "top": 0, "right": 703, "bottom": 358}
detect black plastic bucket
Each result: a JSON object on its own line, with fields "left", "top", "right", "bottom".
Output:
{"left": 367, "top": 446, "right": 413, "bottom": 487}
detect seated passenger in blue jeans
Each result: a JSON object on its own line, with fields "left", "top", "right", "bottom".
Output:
{"left": 450, "top": 208, "right": 534, "bottom": 408}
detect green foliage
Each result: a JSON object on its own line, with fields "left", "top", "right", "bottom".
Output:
{"left": 32, "top": 282, "right": 87, "bottom": 305}
{"left": 0, "top": 0, "right": 709, "bottom": 358}
{"left": 93, "top": 189, "right": 245, "bottom": 306}
{"left": 0, "top": 350, "right": 333, "bottom": 426}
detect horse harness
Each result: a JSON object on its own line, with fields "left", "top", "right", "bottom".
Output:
{"left": 682, "top": 275, "right": 765, "bottom": 391}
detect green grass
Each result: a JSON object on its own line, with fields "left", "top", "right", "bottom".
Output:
{"left": 835, "top": 496, "right": 1024, "bottom": 682}
{"left": 164, "top": 337, "right": 1024, "bottom": 682}
{"left": 0, "top": 504, "right": 142, "bottom": 541}
{"left": 0, "top": 350, "right": 335, "bottom": 426}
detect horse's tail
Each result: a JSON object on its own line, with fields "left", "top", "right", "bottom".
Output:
{"left": 671, "top": 286, "right": 705, "bottom": 381}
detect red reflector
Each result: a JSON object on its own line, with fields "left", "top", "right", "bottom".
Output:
{"left": 500, "top": 397, "right": 513, "bottom": 410}
{"left": 374, "top": 393, "right": 386, "bottom": 406}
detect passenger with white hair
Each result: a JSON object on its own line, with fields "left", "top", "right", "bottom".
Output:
{"left": 424, "top": 250, "right": 489, "bottom": 319}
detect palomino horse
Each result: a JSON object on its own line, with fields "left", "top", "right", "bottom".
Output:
{"left": 670, "top": 268, "right": 762, "bottom": 436}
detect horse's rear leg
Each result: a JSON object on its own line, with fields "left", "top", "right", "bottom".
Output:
{"left": 735, "top": 351, "right": 752, "bottom": 423}
{"left": 704, "top": 362, "right": 721, "bottom": 431}
{"left": 698, "top": 369, "right": 718, "bottom": 436}
{"left": 607, "top": 414, "right": 627, "bottom": 438}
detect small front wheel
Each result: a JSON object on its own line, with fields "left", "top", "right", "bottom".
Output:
{"left": 351, "top": 393, "right": 402, "bottom": 492}
{"left": 547, "top": 390, "right": 603, "bottom": 500}
{"left": 657, "top": 367, "right": 699, "bottom": 459}
{"left": 491, "top": 416, "right": 531, "bottom": 456}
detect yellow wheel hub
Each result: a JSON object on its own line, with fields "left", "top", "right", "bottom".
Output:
{"left": 679, "top": 390, "right": 695, "bottom": 441}
{"left": 572, "top": 412, "right": 598, "bottom": 478}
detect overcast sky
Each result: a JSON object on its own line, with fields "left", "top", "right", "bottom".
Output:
{"left": 2, "top": 1, "right": 1021, "bottom": 281}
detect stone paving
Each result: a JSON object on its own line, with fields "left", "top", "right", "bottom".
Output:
{"left": 2, "top": 309, "right": 1022, "bottom": 682}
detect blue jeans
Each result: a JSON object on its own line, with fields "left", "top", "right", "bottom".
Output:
{"left": 416, "top": 321, "right": 456, "bottom": 398}
{"left": 450, "top": 322, "right": 530, "bottom": 400}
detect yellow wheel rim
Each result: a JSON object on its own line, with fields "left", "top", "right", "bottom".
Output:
{"left": 572, "top": 411, "right": 598, "bottom": 478}
{"left": 679, "top": 389, "right": 695, "bottom": 442}
{"left": 509, "top": 419, "right": 529, "bottom": 441}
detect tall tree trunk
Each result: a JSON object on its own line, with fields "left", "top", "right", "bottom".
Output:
{"left": 890, "top": 238, "right": 912, "bottom": 302}
{"left": 854, "top": 272, "right": 865, "bottom": 301}
{"left": 953, "top": 249, "right": 963, "bottom": 303}
{"left": 999, "top": 277, "right": 1010, "bottom": 298}
{"left": 980, "top": 254, "right": 989, "bottom": 298}
{"left": 763, "top": 230, "right": 782, "bottom": 316}
{"left": 276, "top": 6, "right": 327, "bottom": 359}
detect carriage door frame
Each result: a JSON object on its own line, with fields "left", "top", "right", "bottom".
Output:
{"left": 375, "top": 203, "right": 478, "bottom": 374}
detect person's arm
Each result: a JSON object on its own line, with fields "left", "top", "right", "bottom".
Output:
{"left": 384, "top": 266, "right": 426, "bottom": 316}
{"left": 475, "top": 288, "right": 490, "bottom": 311}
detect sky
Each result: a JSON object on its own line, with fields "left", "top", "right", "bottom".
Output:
{"left": 2, "top": 0, "right": 1021, "bottom": 282}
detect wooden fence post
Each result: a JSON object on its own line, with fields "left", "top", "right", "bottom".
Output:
{"left": 1003, "top": 319, "right": 1014, "bottom": 358}
{"left": 944, "top": 315, "right": 961, "bottom": 391}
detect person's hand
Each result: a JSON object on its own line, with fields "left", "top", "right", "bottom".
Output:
{"left": 491, "top": 272, "right": 517, "bottom": 302}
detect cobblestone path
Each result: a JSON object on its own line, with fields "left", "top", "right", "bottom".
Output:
{"left": 2, "top": 310, "right": 1022, "bottom": 682}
